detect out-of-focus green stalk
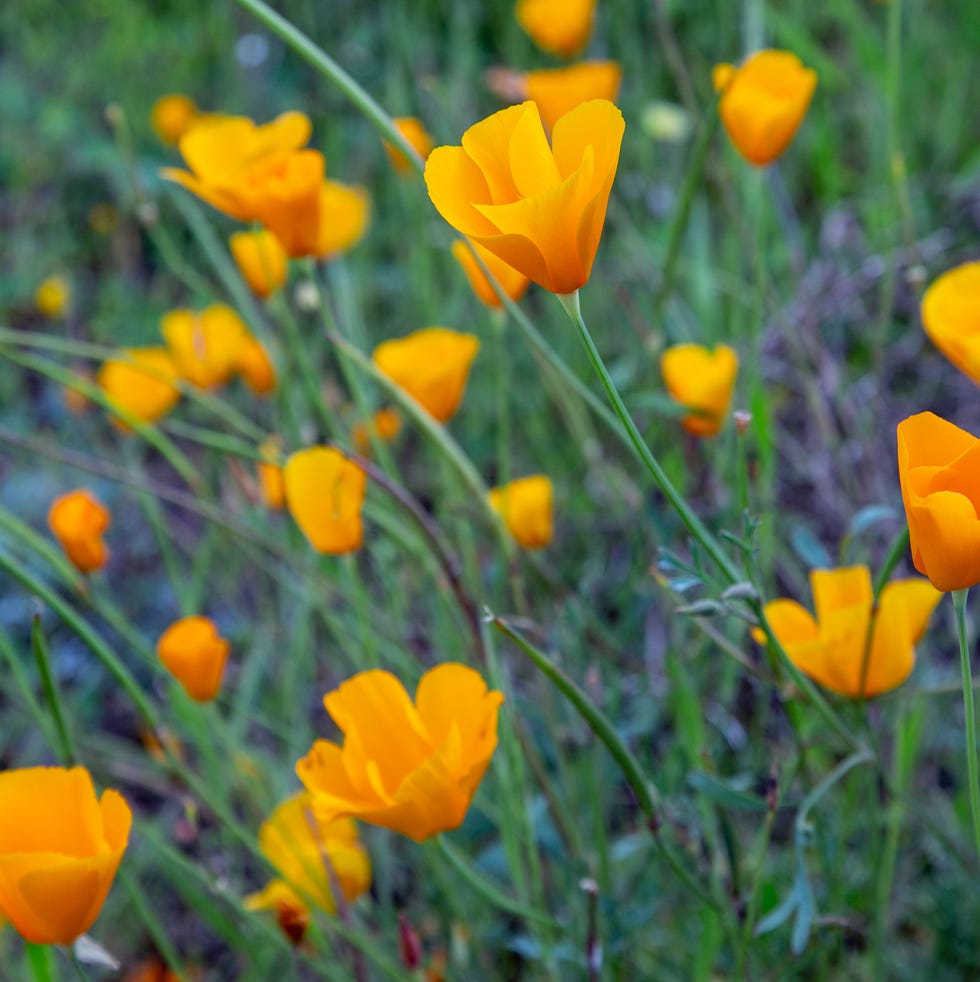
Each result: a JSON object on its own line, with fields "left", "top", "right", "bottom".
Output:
{"left": 233, "top": 0, "right": 424, "bottom": 171}
{"left": 953, "top": 588, "right": 980, "bottom": 866}
{"left": 31, "top": 615, "right": 75, "bottom": 766}
{"left": 25, "top": 944, "right": 57, "bottom": 982}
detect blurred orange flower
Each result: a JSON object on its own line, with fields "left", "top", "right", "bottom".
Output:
{"left": 384, "top": 117, "right": 434, "bottom": 174}
{"left": 921, "top": 261, "right": 980, "bottom": 385}
{"left": 237, "top": 336, "right": 277, "bottom": 396}
{"left": 257, "top": 438, "right": 286, "bottom": 510}
{"left": 450, "top": 239, "right": 530, "bottom": 309}
{"left": 712, "top": 50, "right": 817, "bottom": 167}
{"left": 660, "top": 343, "right": 739, "bottom": 437}
{"left": 373, "top": 328, "right": 480, "bottom": 423}
{"left": 315, "top": 180, "right": 370, "bottom": 258}
{"left": 151, "top": 94, "right": 199, "bottom": 146}
{"left": 897, "top": 412, "right": 980, "bottom": 592}
{"left": 48, "top": 489, "right": 111, "bottom": 573}
{"left": 230, "top": 229, "right": 289, "bottom": 299}
{"left": 516, "top": 0, "right": 596, "bottom": 57}
{"left": 245, "top": 792, "right": 371, "bottom": 935}
{"left": 157, "top": 616, "right": 230, "bottom": 703}
{"left": 488, "top": 475, "right": 554, "bottom": 548}
{"left": 97, "top": 347, "right": 181, "bottom": 425}
{"left": 425, "top": 100, "right": 624, "bottom": 295}
{"left": 162, "top": 112, "right": 323, "bottom": 257}
{"left": 352, "top": 408, "right": 403, "bottom": 456}
{"left": 284, "top": 447, "right": 367, "bottom": 554}
{"left": 34, "top": 275, "right": 70, "bottom": 318}
{"left": 525, "top": 61, "right": 622, "bottom": 133}
{"left": 161, "top": 305, "right": 250, "bottom": 390}
{"left": 0, "top": 766, "right": 131, "bottom": 945}
{"left": 297, "top": 664, "right": 504, "bottom": 842}
{"left": 755, "top": 566, "right": 940, "bottom": 697}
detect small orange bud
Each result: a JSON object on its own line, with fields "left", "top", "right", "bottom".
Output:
{"left": 156, "top": 616, "right": 230, "bottom": 702}
{"left": 48, "top": 489, "right": 111, "bottom": 573}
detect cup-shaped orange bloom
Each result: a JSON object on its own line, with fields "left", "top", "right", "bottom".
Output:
{"left": 315, "top": 180, "right": 370, "bottom": 258}
{"left": 161, "top": 305, "right": 250, "bottom": 390}
{"left": 245, "top": 792, "right": 370, "bottom": 922}
{"left": 48, "top": 489, "right": 111, "bottom": 573}
{"left": 373, "top": 328, "right": 480, "bottom": 423}
{"left": 257, "top": 438, "right": 286, "bottom": 510}
{"left": 162, "top": 112, "right": 323, "bottom": 257}
{"left": 450, "top": 239, "right": 530, "bottom": 309}
{"left": 97, "top": 347, "right": 181, "bottom": 425}
{"left": 897, "top": 412, "right": 980, "bottom": 592}
{"left": 34, "top": 275, "right": 70, "bottom": 318}
{"left": 921, "top": 261, "right": 980, "bottom": 386}
{"left": 488, "top": 475, "right": 554, "bottom": 548}
{"left": 156, "top": 616, "right": 230, "bottom": 702}
{"left": 755, "top": 566, "right": 940, "bottom": 698}
{"left": 230, "top": 229, "right": 289, "bottom": 299}
{"left": 151, "top": 94, "right": 199, "bottom": 146}
{"left": 712, "top": 50, "right": 817, "bottom": 167}
{"left": 516, "top": 0, "right": 596, "bottom": 58}
{"left": 384, "top": 117, "right": 434, "bottom": 174}
{"left": 236, "top": 336, "right": 277, "bottom": 396}
{"left": 425, "top": 100, "right": 624, "bottom": 295}
{"left": 297, "top": 664, "right": 504, "bottom": 842}
{"left": 660, "top": 343, "right": 739, "bottom": 437}
{"left": 525, "top": 61, "right": 622, "bottom": 134}
{"left": 284, "top": 447, "right": 367, "bottom": 554}
{"left": 0, "top": 766, "right": 131, "bottom": 944}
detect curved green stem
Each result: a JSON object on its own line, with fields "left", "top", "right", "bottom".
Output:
{"left": 953, "top": 588, "right": 980, "bottom": 866}
{"left": 557, "top": 291, "right": 740, "bottom": 585}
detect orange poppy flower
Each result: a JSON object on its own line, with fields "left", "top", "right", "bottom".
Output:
{"left": 97, "top": 347, "right": 181, "bottom": 425}
{"left": 257, "top": 438, "right": 286, "bottom": 510}
{"left": 157, "top": 616, "right": 230, "bottom": 703}
{"left": 516, "top": 0, "right": 596, "bottom": 58}
{"left": 660, "top": 343, "right": 739, "bottom": 437}
{"left": 297, "top": 664, "right": 504, "bottom": 842}
{"left": 230, "top": 229, "right": 289, "bottom": 299}
{"left": 284, "top": 447, "right": 367, "bottom": 554}
{"left": 488, "top": 475, "right": 554, "bottom": 548}
{"left": 920, "top": 261, "right": 980, "bottom": 386}
{"left": 151, "top": 94, "right": 199, "bottom": 146}
{"left": 48, "top": 489, "right": 111, "bottom": 573}
{"left": 425, "top": 100, "right": 624, "bottom": 295}
{"left": 450, "top": 239, "right": 530, "bottom": 309}
{"left": 314, "top": 180, "right": 370, "bottom": 259}
{"left": 525, "top": 61, "right": 622, "bottom": 133}
{"left": 0, "top": 766, "right": 131, "bottom": 945}
{"left": 383, "top": 117, "right": 434, "bottom": 174}
{"left": 161, "top": 305, "right": 250, "bottom": 390}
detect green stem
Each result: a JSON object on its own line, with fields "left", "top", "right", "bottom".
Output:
{"left": 490, "top": 611, "right": 724, "bottom": 912}
{"left": 873, "top": 527, "right": 910, "bottom": 599}
{"left": 233, "top": 0, "right": 424, "bottom": 170}
{"left": 25, "top": 943, "right": 57, "bottom": 982}
{"left": 432, "top": 836, "right": 558, "bottom": 927}
{"left": 953, "top": 588, "right": 980, "bottom": 866}
{"left": 31, "top": 615, "right": 75, "bottom": 766}
{"left": 558, "top": 290, "right": 740, "bottom": 585}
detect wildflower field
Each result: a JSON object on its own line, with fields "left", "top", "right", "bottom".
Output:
{"left": 3, "top": 0, "right": 980, "bottom": 978}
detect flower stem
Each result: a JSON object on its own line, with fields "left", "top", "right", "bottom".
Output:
{"left": 31, "top": 615, "right": 75, "bottom": 766}
{"left": 557, "top": 290, "right": 740, "bottom": 585}
{"left": 953, "top": 588, "right": 980, "bottom": 866}
{"left": 25, "top": 944, "right": 57, "bottom": 982}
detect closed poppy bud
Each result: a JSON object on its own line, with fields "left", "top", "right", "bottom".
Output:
{"left": 525, "top": 61, "right": 622, "bottom": 134}
{"left": 352, "top": 408, "right": 402, "bottom": 456}
{"left": 230, "top": 229, "right": 289, "bottom": 299}
{"left": 897, "top": 412, "right": 980, "bottom": 592}
{"left": 712, "top": 50, "right": 817, "bottom": 167}
{"left": 161, "top": 305, "right": 250, "bottom": 390}
{"left": 315, "top": 180, "right": 370, "bottom": 258}
{"left": 48, "top": 489, "right": 111, "bottom": 573}
{"left": 97, "top": 347, "right": 181, "bottom": 425}
{"left": 0, "top": 766, "right": 131, "bottom": 945}
{"left": 373, "top": 328, "right": 480, "bottom": 423}
{"left": 753, "top": 566, "right": 941, "bottom": 697}
{"left": 425, "top": 100, "right": 624, "bottom": 295}
{"left": 34, "top": 275, "right": 70, "bottom": 318}
{"left": 151, "top": 94, "right": 199, "bottom": 146}
{"left": 236, "top": 336, "right": 277, "bottom": 395}
{"left": 516, "top": 0, "right": 596, "bottom": 58}
{"left": 384, "top": 117, "right": 434, "bottom": 175}
{"left": 284, "top": 447, "right": 367, "bottom": 555}
{"left": 156, "top": 616, "right": 230, "bottom": 702}
{"left": 660, "top": 343, "right": 739, "bottom": 437}
{"left": 488, "top": 475, "right": 554, "bottom": 549}
{"left": 257, "top": 438, "right": 286, "bottom": 510}
{"left": 450, "top": 239, "right": 530, "bottom": 309}
{"left": 244, "top": 792, "right": 371, "bottom": 930}
{"left": 920, "top": 261, "right": 980, "bottom": 385}
{"left": 297, "top": 663, "right": 504, "bottom": 842}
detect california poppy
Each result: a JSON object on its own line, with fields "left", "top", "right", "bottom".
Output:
{"left": 488, "top": 475, "right": 554, "bottom": 548}
{"left": 284, "top": 447, "right": 367, "bottom": 554}
{"left": 920, "top": 261, "right": 980, "bottom": 386}
{"left": 660, "top": 343, "right": 739, "bottom": 437}
{"left": 157, "top": 616, "right": 230, "bottom": 702}
{"left": 48, "top": 489, "right": 111, "bottom": 573}
{"left": 515, "top": 0, "right": 596, "bottom": 58}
